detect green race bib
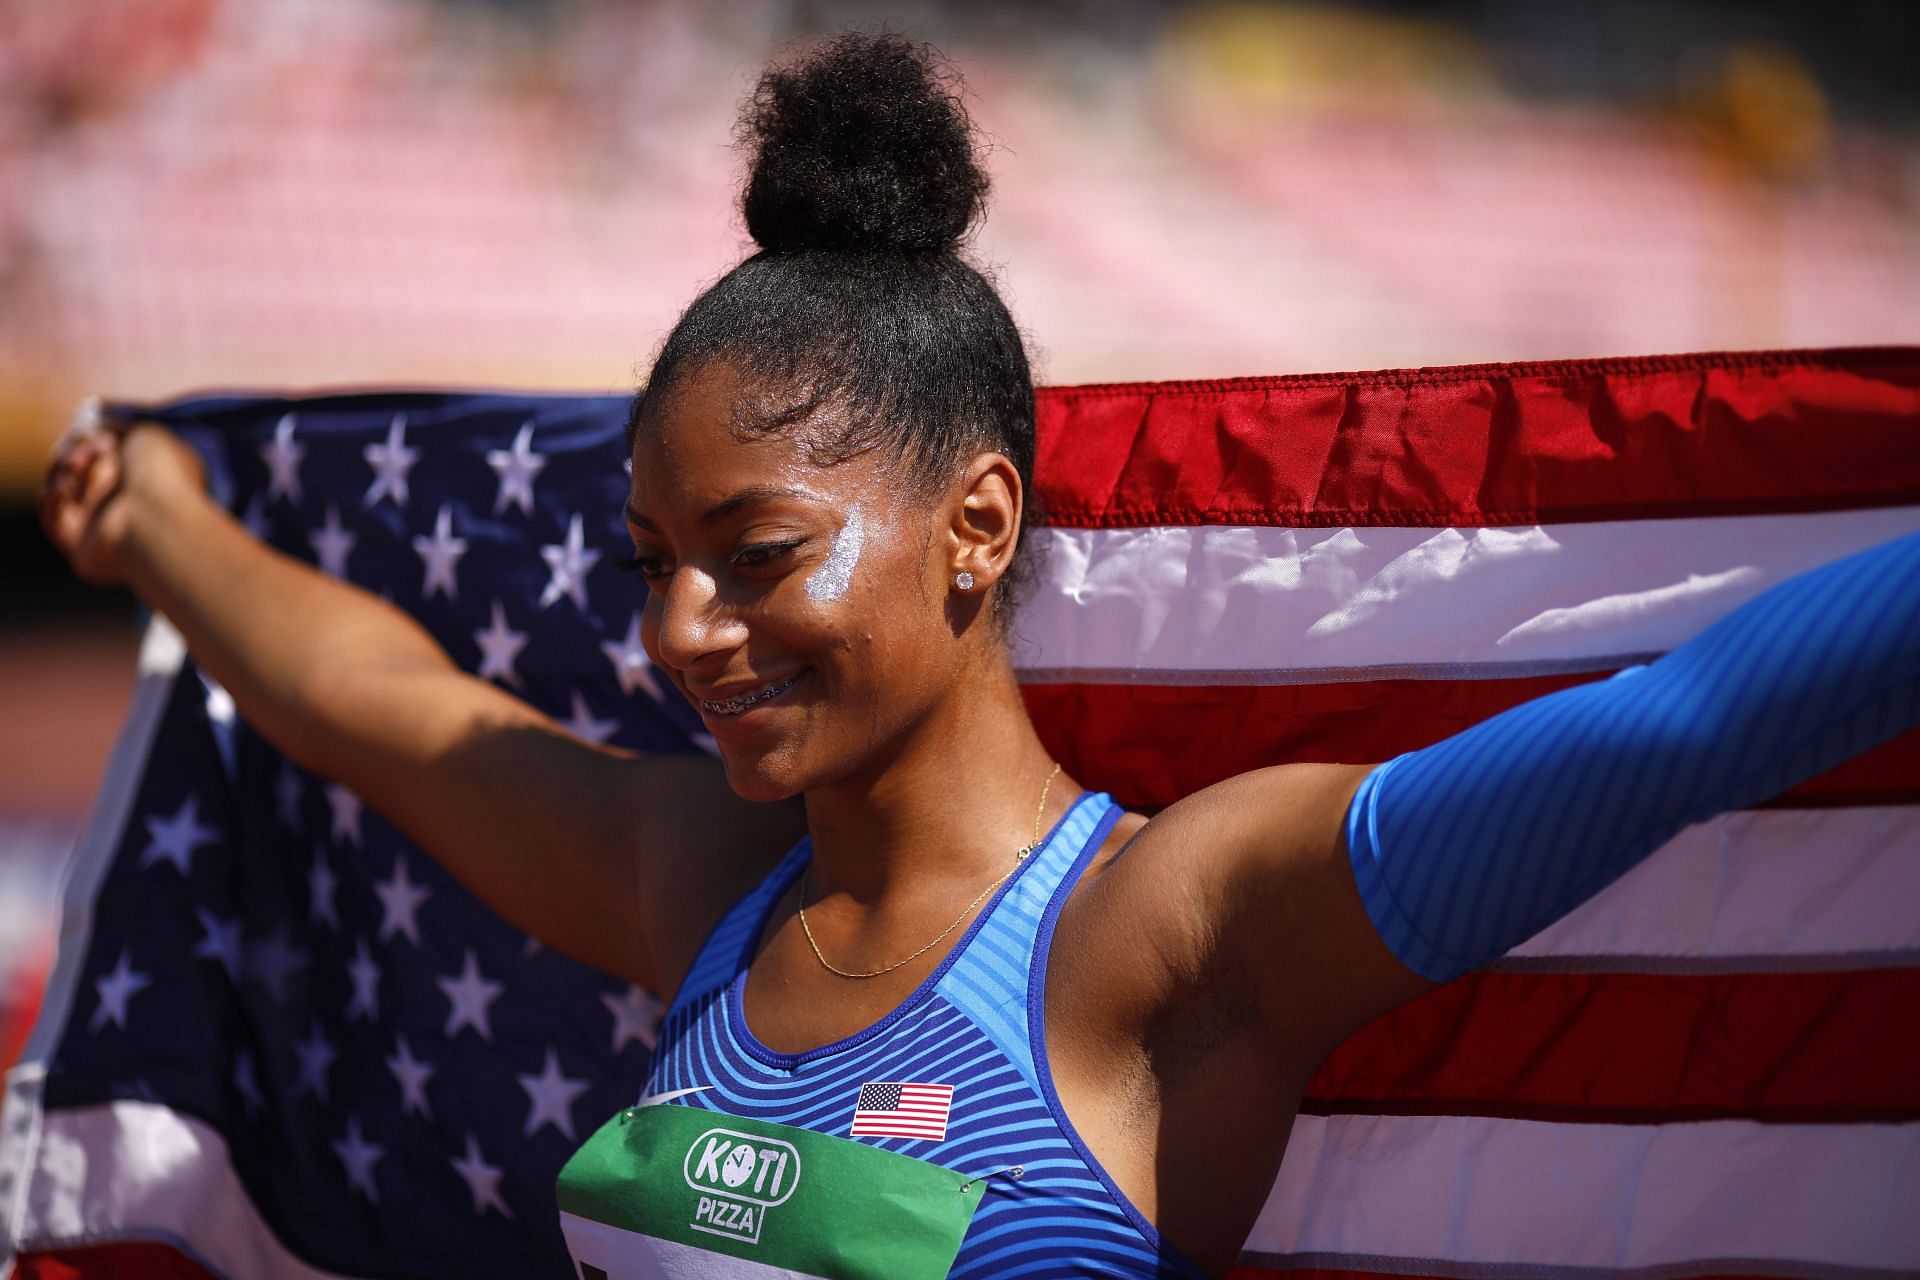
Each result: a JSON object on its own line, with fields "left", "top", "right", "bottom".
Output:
{"left": 557, "top": 1104, "right": 986, "bottom": 1280}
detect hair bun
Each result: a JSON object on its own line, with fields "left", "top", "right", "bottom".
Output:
{"left": 741, "top": 32, "right": 988, "bottom": 255}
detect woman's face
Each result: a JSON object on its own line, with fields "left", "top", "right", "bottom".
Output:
{"left": 624, "top": 362, "right": 980, "bottom": 800}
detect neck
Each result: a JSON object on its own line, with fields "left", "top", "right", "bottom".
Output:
{"left": 801, "top": 649, "right": 1063, "bottom": 906}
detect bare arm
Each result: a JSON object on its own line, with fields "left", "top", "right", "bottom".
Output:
{"left": 42, "top": 422, "right": 802, "bottom": 993}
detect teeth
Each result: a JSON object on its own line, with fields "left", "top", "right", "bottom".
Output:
{"left": 701, "top": 673, "right": 800, "bottom": 717}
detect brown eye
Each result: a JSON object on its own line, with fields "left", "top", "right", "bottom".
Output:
{"left": 731, "top": 540, "right": 804, "bottom": 569}
{"left": 615, "top": 552, "right": 669, "bottom": 580}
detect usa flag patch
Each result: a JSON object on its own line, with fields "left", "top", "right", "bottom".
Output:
{"left": 850, "top": 1081, "right": 954, "bottom": 1141}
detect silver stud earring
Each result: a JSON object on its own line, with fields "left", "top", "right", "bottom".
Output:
{"left": 955, "top": 571, "right": 976, "bottom": 591}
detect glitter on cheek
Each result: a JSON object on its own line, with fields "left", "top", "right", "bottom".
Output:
{"left": 804, "top": 503, "right": 868, "bottom": 602}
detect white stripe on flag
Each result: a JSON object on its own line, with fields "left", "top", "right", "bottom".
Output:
{"left": 1012, "top": 507, "right": 1920, "bottom": 680}
{"left": 1508, "top": 805, "right": 1920, "bottom": 965}
{"left": 1252, "top": 1113, "right": 1920, "bottom": 1272}
{"left": 1, "top": 1097, "right": 355, "bottom": 1278}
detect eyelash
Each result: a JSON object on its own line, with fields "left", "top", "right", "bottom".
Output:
{"left": 613, "top": 540, "right": 804, "bottom": 576}
{"left": 732, "top": 539, "right": 803, "bottom": 568}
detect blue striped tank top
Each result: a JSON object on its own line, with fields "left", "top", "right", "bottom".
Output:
{"left": 641, "top": 790, "right": 1204, "bottom": 1279}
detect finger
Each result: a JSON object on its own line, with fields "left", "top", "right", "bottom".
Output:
{"left": 58, "top": 432, "right": 103, "bottom": 474}
{"left": 41, "top": 448, "right": 99, "bottom": 536}
{"left": 53, "top": 428, "right": 109, "bottom": 475}
{"left": 43, "top": 443, "right": 93, "bottom": 506}
{"left": 38, "top": 437, "right": 97, "bottom": 541}
{"left": 42, "top": 433, "right": 83, "bottom": 483}
{"left": 69, "top": 430, "right": 111, "bottom": 477}
{"left": 45, "top": 482, "right": 93, "bottom": 554}
{"left": 79, "top": 442, "right": 121, "bottom": 511}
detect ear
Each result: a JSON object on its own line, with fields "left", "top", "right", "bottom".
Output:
{"left": 947, "top": 452, "right": 1023, "bottom": 592}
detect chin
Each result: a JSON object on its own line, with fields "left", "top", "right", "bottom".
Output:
{"left": 716, "top": 745, "right": 811, "bottom": 804}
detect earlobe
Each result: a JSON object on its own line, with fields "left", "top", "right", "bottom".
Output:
{"left": 950, "top": 453, "right": 1022, "bottom": 591}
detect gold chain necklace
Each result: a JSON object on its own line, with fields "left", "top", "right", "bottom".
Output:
{"left": 797, "top": 763, "right": 1062, "bottom": 981}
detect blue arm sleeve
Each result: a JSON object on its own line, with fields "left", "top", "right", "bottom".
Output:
{"left": 1344, "top": 525, "right": 1920, "bottom": 983}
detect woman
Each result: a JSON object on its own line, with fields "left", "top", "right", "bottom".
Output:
{"left": 40, "top": 32, "right": 1920, "bottom": 1280}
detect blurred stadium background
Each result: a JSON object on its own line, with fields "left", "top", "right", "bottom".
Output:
{"left": 3, "top": 0, "right": 1918, "bottom": 1066}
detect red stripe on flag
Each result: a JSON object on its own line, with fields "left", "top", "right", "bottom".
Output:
{"left": 1025, "top": 679, "right": 1920, "bottom": 811}
{"left": 1304, "top": 967, "right": 1920, "bottom": 1124}
{"left": 12, "top": 1243, "right": 221, "bottom": 1280}
{"left": 1227, "top": 1269, "right": 1792, "bottom": 1280}
{"left": 1034, "top": 348, "right": 1920, "bottom": 529}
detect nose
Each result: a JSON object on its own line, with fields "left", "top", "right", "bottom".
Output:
{"left": 647, "top": 567, "right": 745, "bottom": 674}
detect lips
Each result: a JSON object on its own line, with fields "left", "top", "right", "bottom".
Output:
{"left": 698, "top": 671, "right": 804, "bottom": 717}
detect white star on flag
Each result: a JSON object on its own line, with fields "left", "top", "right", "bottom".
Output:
{"left": 473, "top": 600, "right": 528, "bottom": 687}
{"left": 346, "top": 937, "right": 381, "bottom": 1022}
{"left": 292, "top": 1020, "right": 337, "bottom": 1102}
{"left": 451, "top": 1133, "right": 515, "bottom": 1219}
{"left": 437, "top": 949, "right": 504, "bottom": 1041}
{"left": 487, "top": 421, "right": 546, "bottom": 516}
{"left": 600, "top": 985, "right": 662, "bottom": 1054}
{"left": 140, "top": 794, "right": 220, "bottom": 875}
{"left": 245, "top": 928, "right": 309, "bottom": 1003}
{"left": 600, "top": 611, "right": 662, "bottom": 700}
{"left": 89, "top": 949, "right": 152, "bottom": 1032}
{"left": 325, "top": 783, "right": 364, "bottom": 846}
{"left": 413, "top": 503, "right": 468, "bottom": 601}
{"left": 538, "top": 512, "right": 601, "bottom": 610}
{"left": 332, "top": 1116, "right": 385, "bottom": 1203}
{"left": 191, "top": 908, "right": 244, "bottom": 982}
{"left": 233, "top": 1049, "right": 265, "bottom": 1116}
{"left": 261, "top": 413, "right": 305, "bottom": 504}
{"left": 202, "top": 678, "right": 236, "bottom": 726}
{"left": 562, "top": 691, "right": 618, "bottom": 745}
{"left": 374, "top": 855, "right": 430, "bottom": 947}
{"left": 363, "top": 414, "right": 419, "bottom": 508}
{"left": 517, "top": 1046, "right": 590, "bottom": 1141}
{"left": 309, "top": 505, "right": 357, "bottom": 578}
{"left": 386, "top": 1034, "right": 436, "bottom": 1119}
{"left": 308, "top": 848, "right": 340, "bottom": 929}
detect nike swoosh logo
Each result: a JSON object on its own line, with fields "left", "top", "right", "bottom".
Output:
{"left": 636, "top": 1085, "right": 714, "bottom": 1107}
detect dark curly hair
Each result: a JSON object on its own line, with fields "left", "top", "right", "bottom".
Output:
{"left": 629, "top": 31, "right": 1037, "bottom": 622}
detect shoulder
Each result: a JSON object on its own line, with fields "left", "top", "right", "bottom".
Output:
{"left": 618, "top": 753, "right": 809, "bottom": 997}
{"left": 1075, "top": 762, "right": 1377, "bottom": 926}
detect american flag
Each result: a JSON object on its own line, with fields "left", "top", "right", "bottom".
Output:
{"left": 3, "top": 350, "right": 1919, "bottom": 1278}
{"left": 850, "top": 1081, "right": 956, "bottom": 1142}
{"left": 1, "top": 391, "right": 697, "bottom": 1278}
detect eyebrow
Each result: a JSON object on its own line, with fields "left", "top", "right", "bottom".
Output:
{"left": 625, "top": 484, "right": 812, "bottom": 532}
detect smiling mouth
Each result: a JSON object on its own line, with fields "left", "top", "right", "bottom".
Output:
{"left": 699, "top": 672, "right": 804, "bottom": 717}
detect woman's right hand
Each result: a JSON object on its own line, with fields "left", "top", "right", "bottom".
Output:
{"left": 39, "top": 418, "right": 209, "bottom": 589}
